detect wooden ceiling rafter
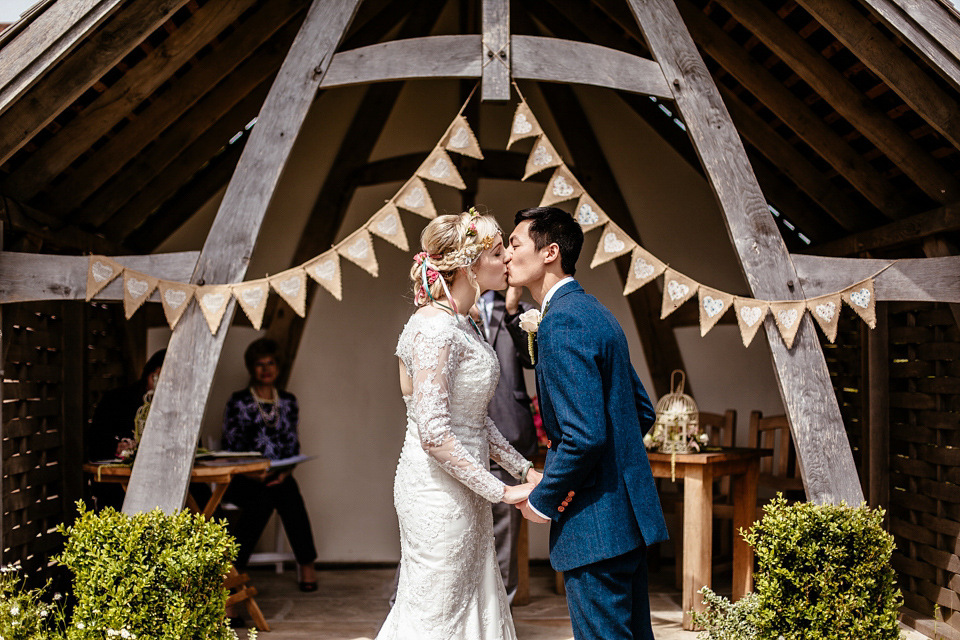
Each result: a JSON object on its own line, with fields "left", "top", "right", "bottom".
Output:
{"left": 77, "top": 16, "right": 305, "bottom": 234}
{"left": 711, "top": 0, "right": 960, "bottom": 205}
{"left": 58, "top": 0, "right": 308, "bottom": 227}
{"left": 2, "top": 0, "right": 263, "bottom": 205}
{"left": 0, "top": 0, "right": 194, "bottom": 168}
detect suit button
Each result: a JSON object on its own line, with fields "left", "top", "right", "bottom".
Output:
{"left": 567, "top": 491, "right": 575, "bottom": 498}
{"left": 547, "top": 439, "right": 552, "bottom": 448}
{"left": 557, "top": 506, "right": 565, "bottom": 513}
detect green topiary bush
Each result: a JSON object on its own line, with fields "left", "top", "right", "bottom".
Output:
{"left": 694, "top": 496, "right": 903, "bottom": 640}
{"left": 56, "top": 502, "right": 244, "bottom": 640}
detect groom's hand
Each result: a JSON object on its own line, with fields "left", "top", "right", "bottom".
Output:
{"left": 517, "top": 500, "right": 550, "bottom": 524}
{"left": 505, "top": 286, "right": 523, "bottom": 315}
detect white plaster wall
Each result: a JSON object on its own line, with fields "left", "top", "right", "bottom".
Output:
{"left": 150, "top": 77, "right": 785, "bottom": 563}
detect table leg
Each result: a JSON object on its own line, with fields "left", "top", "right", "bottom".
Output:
{"left": 515, "top": 516, "right": 530, "bottom": 606}
{"left": 732, "top": 463, "right": 759, "bottom": 600}
{"left": 682, "top": 465, "right": 712, "bottom": 630}
{"left": 204, "top": 483, "right": 230, "bottom": 519}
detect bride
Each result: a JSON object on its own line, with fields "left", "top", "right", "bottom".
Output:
{"left": 378, "top": 210, "right": 541, "bottom": 640}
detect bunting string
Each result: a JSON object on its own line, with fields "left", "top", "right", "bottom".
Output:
{"left": 84, "top": 84, "right": 890, "bottom": 348}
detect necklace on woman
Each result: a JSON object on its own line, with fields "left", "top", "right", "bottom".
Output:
{"left": 250, "top": 386, "right": 279, "bottom": 427}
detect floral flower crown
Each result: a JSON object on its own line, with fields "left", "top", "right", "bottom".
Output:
{"left": 412, "top": 208, "right": 497, "bottom": 273}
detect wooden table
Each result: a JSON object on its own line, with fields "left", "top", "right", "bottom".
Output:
{"left": 84, "top": 458, "right": 273, "bottom": 631}
{"left": 647, "top": 448, "right": 766, "bottom": 629}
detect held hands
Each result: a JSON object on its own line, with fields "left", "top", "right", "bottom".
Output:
{"left": 505, "top": 286, "right": 524, "bottom": 315}
{"left": 525, "top": 468, "right": 543, "bottom": 486}
{"left": 517, "top": 500, "right": 550, "bottom": 524}
{"left": 502, "top": 483, "right": 535, "bottom": 504}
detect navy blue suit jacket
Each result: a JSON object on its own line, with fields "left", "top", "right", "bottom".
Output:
{"left": 528, "top": 281, "right": 668, "bottom": 572}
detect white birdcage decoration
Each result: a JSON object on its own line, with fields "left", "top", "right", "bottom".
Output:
{"left": 645, "top": 370, "right": 706, "bottom": 479}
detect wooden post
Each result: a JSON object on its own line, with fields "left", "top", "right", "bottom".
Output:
{"left": 682, "top": 465, "right": 712, "bottom": 629}
{"left": 481, "top": 0, "right": 510, "bottom": 101}
{"left": 626, "top": 0, "right": 863, "bottom": 505}
{"left": 867, "top": 302, "right": 889, "bottom": 517}
{"left": 60, "top": 300, "right": 86, "bottom": 521}
{"left": 122, "top": 0, "right": 363, "bottom": 515}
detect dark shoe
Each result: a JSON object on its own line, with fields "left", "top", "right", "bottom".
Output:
{"left": 228, "top": 616, "right": 246, "bottom": 628}
{"left": 299, "top": 581, "right": 318, "bottom": 592}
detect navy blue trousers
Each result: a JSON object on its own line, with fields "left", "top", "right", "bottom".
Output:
{"left": 562, "top": 544, "right": 654, "bottom": 640}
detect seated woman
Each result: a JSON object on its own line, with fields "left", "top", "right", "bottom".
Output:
{"left": 222, "top": 338, "right": 318, "bottom": 591}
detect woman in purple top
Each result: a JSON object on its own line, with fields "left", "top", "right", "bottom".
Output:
{"left": 222, "top": 338, "right": 317, "bottom": 592}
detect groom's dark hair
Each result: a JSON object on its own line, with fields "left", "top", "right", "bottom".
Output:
{"left": 515, "top": 207, "right": 583, "bottom": 276}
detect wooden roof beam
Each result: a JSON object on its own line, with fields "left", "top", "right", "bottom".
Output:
{"left": 808, "top": 200, "right": 960, "bottom": 256}
{"left": 711, "top": 0, "right": 960, "bottom": 204}
{"left": 860, "top": 0, "right": 960, "bottom": 94}
{"left": 122, "top": 0, "right": 362, "bottom": 516}
{"left": 0, "top": 0, "right": 192, "bottom": 167}
{"left": 0, "top": 195, "right": 120, "bottom": 255}
{"left": 76, "top": 20, "right": 300, "bottom": 232}
{"left": 796, "top": 0, "right": 960, "bottom": 152}
{"left": 59, "top": 0, "right": 306, "bottom": 225}
{"left": 264, "top": 0, "right": 450, "bottom": 381}
{"left": 3, "top": 0, "right": 262, "bottom": 203}
{"left": 482, "top": 0, "right": 510, "bottom": 101}
{"left": 0, "top": 0, "right": 124, "bottom": 117}
{"left": 669, "top": 0, "right": 909, "bottom": 218}
{"left": 627, "top": 0, "right": 864, "bottom": 510}
{"left": 793, "top": 254, "right": 960, "bottom": 302}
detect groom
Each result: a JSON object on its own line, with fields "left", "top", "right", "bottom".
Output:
{"left": 505, "top": 206, "right": 668, "bottom": 640}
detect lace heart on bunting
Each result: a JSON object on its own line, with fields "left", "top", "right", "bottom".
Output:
{"left": 195, "top": 285, "right": 232, "bottom": 335}
{"left": 86, "top": 255, "right": 124, "bottom": 301}
{"left": 305, "top": 250, "right": 343, "bottom": 300}
{"left": 733, "top": 297, "right": 768, "bottom": 347}
{"left": 441, "top": 115, "right": 483, "bottom": 160}
{"left": 416, "top": 148, "right": 466, "bottom": 190}
{"left": 123, "top": 271, "right": 158, "bottom": 319}
{"left": 233, "top": 280, "right": 270, "bottom": 330}
{"left": 623, "top": 246, "right": 666, "bottom": 296}
{"left": 841, "top": 279, "right": 877, "bottom": 329}
{"left": 698, "top": 287, "right": 734, "bottom": 337}
{"left": 522, "top": 134, "right": 563, "bottom": 180}
{"left": 539, "top": 165, "right": 583, "bottom": 206}
{"left": 507, "top": 101, "right": 542, "bottom": 149}
{"left": 807, "top": 293, "right": 842, "bottom": 343}
{"left": 769, "top": 300, "right": 808, "bottom": 349}
{"left": 590, "top": 221, "right": 635, "bottom": 268}
{"left": 337, "top": 227, "right": 379, "bottom": 277}
{"left": 368, "top": 202, "right": 409, "bottom": 251}
{"left": 574, "top": 193, "right": 609, "bottom": 232}
{"left": 158, "top": 280, "right": 196, "bottom": 330}
{"left": 394, "top": 177, "right": 436, "bottom": 219}
{"left": 269, "top": 268, "right": 308, "bottom": 318}
{"left": 660, "top": 269, "right": 698, "bottom": 319}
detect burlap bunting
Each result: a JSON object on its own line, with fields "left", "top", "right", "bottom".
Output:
{"left": 574, "top": 193, "right": 609, "bottom": 232}
{"left": 660, "top": 269, "right": 698, "bottom": 319}
{"left": 698, "top": 286, "right": 734, "bottom": 337}
{"left": 807, "top": 294, "right": 842, "bottom": 343}
{"left": 368, "top": 202, "right": 409, "bottom": 251}
{"left": 523, "top": 134, "right": 563, "bottom": 180}
{"left": 233, "top": 280, "right": 270, "bottom": 330}
{"left": 158, "top": 280, "right": 195, "bottom": 330}
{"left": 417, "top": 147, "right": 466, "bottom": 190}
{"left": 442, "top": 115, "right": 483, "bottom": 159}
{"left": 86, "top": 255, "right": 123, "bottom": 301}
{"left": 590, "top": 221, "right": 635, "bottom": 268}
{"left": 394, "top": 177, "right": 436, "bottom": 219}
{"left": 195, "top": 284, "right": 232, "bottom": 335}
{"left": 539, "top": 165, "right": 583, "bottom": 206}
{"left": 769, "top": 300, "right": 807, "bottom": 349}
{"left": 623, "top": 246, "right": 666, "bottom": 296}
{"left": 337, "top": 228, "right": 379, "bottom": 277}
{"left": 123, "top": 271, "right": 158, "bottom": 319}
{"left": 733, "top": 297, "right": 768, "bottom": 347}
{"left": 507, "top": 100, "right": 542, "bottom": 149}
{"left": 841, "top": 279, "right": 877, "bottom": 329}
{"left": 269, "top": 268, "right": 308, "bottom": 318}
{"left": 305, "top": 251, "right": 342, "bottom": 301}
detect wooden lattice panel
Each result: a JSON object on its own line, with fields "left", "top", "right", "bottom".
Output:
{"left": 1, "top": 302, "right": 68, "bottom": 584}
{"left": 821, "top": 310, "right": 865, "bottom": 478}
{"left": 886, "top": 303, "right": 960, "bottom": 637}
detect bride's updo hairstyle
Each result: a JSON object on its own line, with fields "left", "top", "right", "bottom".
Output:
{"left": 410, "top": 209, "right": 501, "bottom": 307}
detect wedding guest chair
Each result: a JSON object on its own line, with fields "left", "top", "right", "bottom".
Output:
{"left": 747, "top": 411, "right": 804, "bottom": 503}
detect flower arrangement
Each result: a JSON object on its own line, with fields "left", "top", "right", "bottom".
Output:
{"left": 531, "top": 396, "right": 547, "bottom": 448}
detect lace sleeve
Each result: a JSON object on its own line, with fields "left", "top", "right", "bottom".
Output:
{"left": 411, "top": 329, "right": 506, "bottom": 503}
{"left": 484, "top": 415, "right": 531, "bottom": 480}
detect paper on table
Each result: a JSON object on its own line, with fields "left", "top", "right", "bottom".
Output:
{"left": 269, "top": 454, "right": 316, "bottom": 470}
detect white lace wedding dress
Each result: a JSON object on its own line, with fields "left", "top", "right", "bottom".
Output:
{"left": 378, "top": 312, "right": 530, "bottom": 640}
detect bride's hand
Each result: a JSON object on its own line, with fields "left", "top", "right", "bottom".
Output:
{"left": 525, "top": 468, "right": 543, "bottom": 486}
{"left": 502, "top": 483, "right": 534, "bottom": 504}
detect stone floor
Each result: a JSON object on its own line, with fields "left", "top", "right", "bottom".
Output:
{"left": 232, "top": 564, "right": 929, "bottom": 639}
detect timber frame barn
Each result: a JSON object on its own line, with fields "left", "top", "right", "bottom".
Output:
{"left": 0, "top": 0, "right": 958, "bottom": 636}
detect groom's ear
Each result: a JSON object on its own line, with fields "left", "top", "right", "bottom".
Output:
{"left": 542, "top": 243, "right": 561, "bottom": 265}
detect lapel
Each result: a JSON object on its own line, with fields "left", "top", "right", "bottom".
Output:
{"left": 534, "top": 279, "right": 581, "bottom": 390}
{"left": 487, "top": 293, "right": 505, "bottom": 345}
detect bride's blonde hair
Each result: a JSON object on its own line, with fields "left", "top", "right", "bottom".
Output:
{"left": 410, "top": 210, "right": 501, "bottom": 307}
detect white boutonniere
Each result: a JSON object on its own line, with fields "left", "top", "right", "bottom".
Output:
{"left": 519, "top": 309, "right": 542, "bottom": 364}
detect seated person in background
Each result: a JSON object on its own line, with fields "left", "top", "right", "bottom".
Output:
{"left": 87, "top": 349, "right": 165, "bottom": 511}
{"left": 222, "top": 338, "right": 318, "bottom": 592}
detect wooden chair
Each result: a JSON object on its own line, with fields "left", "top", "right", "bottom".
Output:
{"left": 747, "top": 411, "right": 804, "bottom": 503}
{"left": 666, "top": 409, "right": 737, "bottom": 588}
